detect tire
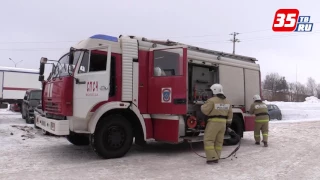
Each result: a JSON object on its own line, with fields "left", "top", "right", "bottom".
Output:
{"left": 91, "top": 114, "right": 133, "bottom": 159}
{"left": 66, "top": 132, "right": 90, "bottom": 146}
{"left": 22, "top": 108, "right": 26, "bottom": 119}
{"left": 277, "top": 114, "right": 282, "bottom": 120}
{"left": 26, "top": 112, "right": 32, "bottom": 124}
{"left": 223, "top": 115, "right": 243, "bottom": 146}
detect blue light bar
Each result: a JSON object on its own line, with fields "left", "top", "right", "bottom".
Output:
{"left": 90, "top": 34, "right": 118, "bottom": 42}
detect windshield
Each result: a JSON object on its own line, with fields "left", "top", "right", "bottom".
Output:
{"left": 30, "top": 91, "right": 42, "bottom": 100}
{"left": 51, "top": 50, "right": 82, "bottom": 78}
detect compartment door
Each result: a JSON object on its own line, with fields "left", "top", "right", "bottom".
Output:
{"left": 147, "top": 46, "right": 188, "bottom": 114}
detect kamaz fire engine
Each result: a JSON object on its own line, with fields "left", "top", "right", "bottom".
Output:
{"left": 35, "top": 34, "right": 261, "bottom": 159}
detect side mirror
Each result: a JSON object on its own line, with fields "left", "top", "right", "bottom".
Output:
{"left": 39, "top": 63, "right": 45, "bottom": 75}
{"left": 69, "top": 48, "right": 74, "bottom": 65}
{"left": 39, "top": 57, "right": 47, "bottom": 75}
{"left": 40, "top": 57, "right": 48, "bottom": 64}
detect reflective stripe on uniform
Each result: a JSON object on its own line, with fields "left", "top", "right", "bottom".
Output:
{"left": 215, "top": 146, "right": 222, "bottom": 150}
{"left": 254, "top": 135, "right": 260, "bottom": 137}
{"left": 255, "top": 119, "right": 269, "bottom": 123}
{"left": 208, "top": 118, "right": 227, "bottom": 123}
{"left": 262, "top": 133, "right": 268, "bottom": 136}
{"left": 204, "top": 146, "right": 215, "bottom": 150}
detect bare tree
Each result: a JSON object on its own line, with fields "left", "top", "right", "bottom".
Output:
{"left": 263, "top": 73, "right": 280, "bottom": 91}
{"left": 295, "top": 82, "right": 309, "bottom": 101}
{"left": 306, "top": 77, "right": 317, "bottom": 96}
{"left": 263, "top": 73, "right": 289, "bottom": 101}
{"left": 288, "top": 82, "right": 296, "bottom": 101}
{"left": 316, "top": 84, "right": 320, "bottom": 99}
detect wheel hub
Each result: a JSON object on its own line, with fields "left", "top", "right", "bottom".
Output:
{"left": 105, "top": 126, "right": 126, "bottom": 149}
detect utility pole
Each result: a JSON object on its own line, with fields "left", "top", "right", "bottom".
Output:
{"left": 9, "top": 58, "right": 23, "bottom": 67}
{"left": 229, "top": 32, "right": 240, "bottom": 54}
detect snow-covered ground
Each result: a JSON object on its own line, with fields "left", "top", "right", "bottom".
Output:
{"left": 1, "top": 98, "right": 320, "bottom": 180}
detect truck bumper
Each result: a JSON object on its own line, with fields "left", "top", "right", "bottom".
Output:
{"left": 35, "top": 115, "right": 70, "bottom": 136}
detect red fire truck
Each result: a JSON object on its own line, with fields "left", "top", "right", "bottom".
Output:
{"left": 35, "top": 34, "right": 260, "bottom": 159}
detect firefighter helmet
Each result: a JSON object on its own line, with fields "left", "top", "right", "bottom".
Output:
{"left": 210, "top": 84, "right": 224, "bottom": 95}
{"left": 253, "top": 94, "right": 261, "bottom": 101}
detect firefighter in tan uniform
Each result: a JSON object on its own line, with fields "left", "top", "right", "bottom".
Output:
{"left": 249, "top": 94, "right": 269, "bottom": 147}
{"left": 201, "top": 84, "right": 233, "bottom": 164}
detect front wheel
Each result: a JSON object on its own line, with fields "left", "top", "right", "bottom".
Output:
{"left": 91, "top": 114, "right": 133, "bottom": 159}
{"left": 21, "top": 107, "right": 26, "bottom": 119}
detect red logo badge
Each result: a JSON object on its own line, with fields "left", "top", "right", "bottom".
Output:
{"left": 272, "top": 9, "right": 299, "bottom": 32}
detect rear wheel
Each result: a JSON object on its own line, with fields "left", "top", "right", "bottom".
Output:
{"left": 277, "top": 114, "right": 282, "bottom": 120}
{"left": 66, "top": 132, "right": 90, "bottom": 146}
{"left": 91, "top": 114, "right": 133, "bottom": 159}
{"left": 224, "top": 115, "right": 243, "bottom": 146}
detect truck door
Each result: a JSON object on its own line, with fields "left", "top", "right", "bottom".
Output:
{"left": 147, "top": 46, "right": 188, "bottom": 114}
{"left": 73, "top": 48, "right": 112, "bottom": 119}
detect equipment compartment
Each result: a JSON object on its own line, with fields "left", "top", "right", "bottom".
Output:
{"left": 188, "top": 63, "right": 219, "bottom": 104}
{"left": 185, "top": 63, "right": 220, "bottom": 136}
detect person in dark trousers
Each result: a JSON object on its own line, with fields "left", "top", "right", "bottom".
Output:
{"left": 201, "top": 84, "right": 233, "bottom": 164}
{"left": 249, "top": 94, "right": 269, "bottom": 147}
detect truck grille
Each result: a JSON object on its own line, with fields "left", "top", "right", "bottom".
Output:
{"left": 45, "top": 100, "right": 60, "bottom": 113}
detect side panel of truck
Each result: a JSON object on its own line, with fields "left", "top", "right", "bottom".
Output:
{"left": 244, "top": 69, "right": 261, "bottom": 111}
{"left": 219, "top": 65, "right": 245, "bottom": 107}
{"left": 2, "top": 72, "right": 41, "bottom": 99}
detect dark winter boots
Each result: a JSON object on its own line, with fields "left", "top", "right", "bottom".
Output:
{"left": 207, "top": 160, "right": 219, "bottom": 164}
{"left": 255, "top": 141, "right": 268, "bottom": 147}
{"left": 263, "top": 141, "right": 268, "bottom": 147}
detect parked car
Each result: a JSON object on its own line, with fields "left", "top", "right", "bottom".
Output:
{"left": 21, "top": 89, "right": 42, "bottom": 124}
{"left": 267, "top": 104, "right": 282, "bottom": 120}
{"left": 9, "top": 103, "right": 21, "bottom": 112}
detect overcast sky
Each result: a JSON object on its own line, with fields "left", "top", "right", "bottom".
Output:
{"left": 0, "top": 0, "right": 319, "bottom": 84}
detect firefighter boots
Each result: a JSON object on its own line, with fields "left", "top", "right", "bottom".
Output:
{"left": 206, "top": 160, "right": 219, "bottom": 164}
{"left": 263, "top": 141, "right": 268, "bottom": 147}
{"left": 255, "top": 142, "right": 260, "bottom": 145}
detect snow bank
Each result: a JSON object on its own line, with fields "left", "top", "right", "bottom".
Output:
{"left": 264, "top": 96, "right": 320, "bottom": 122}
{"left": 305, "top": 96, "right": 320, "bottom": 103}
